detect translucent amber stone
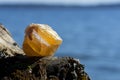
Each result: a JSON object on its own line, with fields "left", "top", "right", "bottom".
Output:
{"left": 23, "top": 24, "right": 62, "bottom": 57}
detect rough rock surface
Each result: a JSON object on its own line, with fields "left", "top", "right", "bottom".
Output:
{"left": 0, "top": 55, "right": 90, "bottom": 80}
{"left": 0, "top": 24, "right": 24, "bottom": 58}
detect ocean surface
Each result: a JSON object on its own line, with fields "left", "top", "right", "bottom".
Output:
{"left": 0, "top": 5, "right": 120, "bottom": 80}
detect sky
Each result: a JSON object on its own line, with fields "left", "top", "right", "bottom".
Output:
{"left": 0, "top": 0, "right": 120, "bottom": 5}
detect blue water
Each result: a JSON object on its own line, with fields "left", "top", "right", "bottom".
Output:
{"left": 0, "top": 5, "right": 120, "bottom": 80}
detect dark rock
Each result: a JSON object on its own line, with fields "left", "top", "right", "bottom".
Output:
{"left": 0, "top": 54, "right": 90, "bottom": 80}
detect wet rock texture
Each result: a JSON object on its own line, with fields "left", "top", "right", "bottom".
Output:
{"left": 0, "top": 55, "right": 90, "bottom": 80}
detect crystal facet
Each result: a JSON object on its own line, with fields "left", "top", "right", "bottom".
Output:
{"left": 23, "top": 24, "right": 62, "bottom": 57}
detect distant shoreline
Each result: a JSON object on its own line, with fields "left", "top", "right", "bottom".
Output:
{"left": 0, "top": 3, "right": 120, "bottom": 8}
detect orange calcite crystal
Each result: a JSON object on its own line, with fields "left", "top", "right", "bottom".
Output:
{"left": 22, "top": 24, "right": 62, "bottom": 57}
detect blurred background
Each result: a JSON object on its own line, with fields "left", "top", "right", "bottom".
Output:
{"left": 0, "top": 0, "right": 120, "bottom": 80}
